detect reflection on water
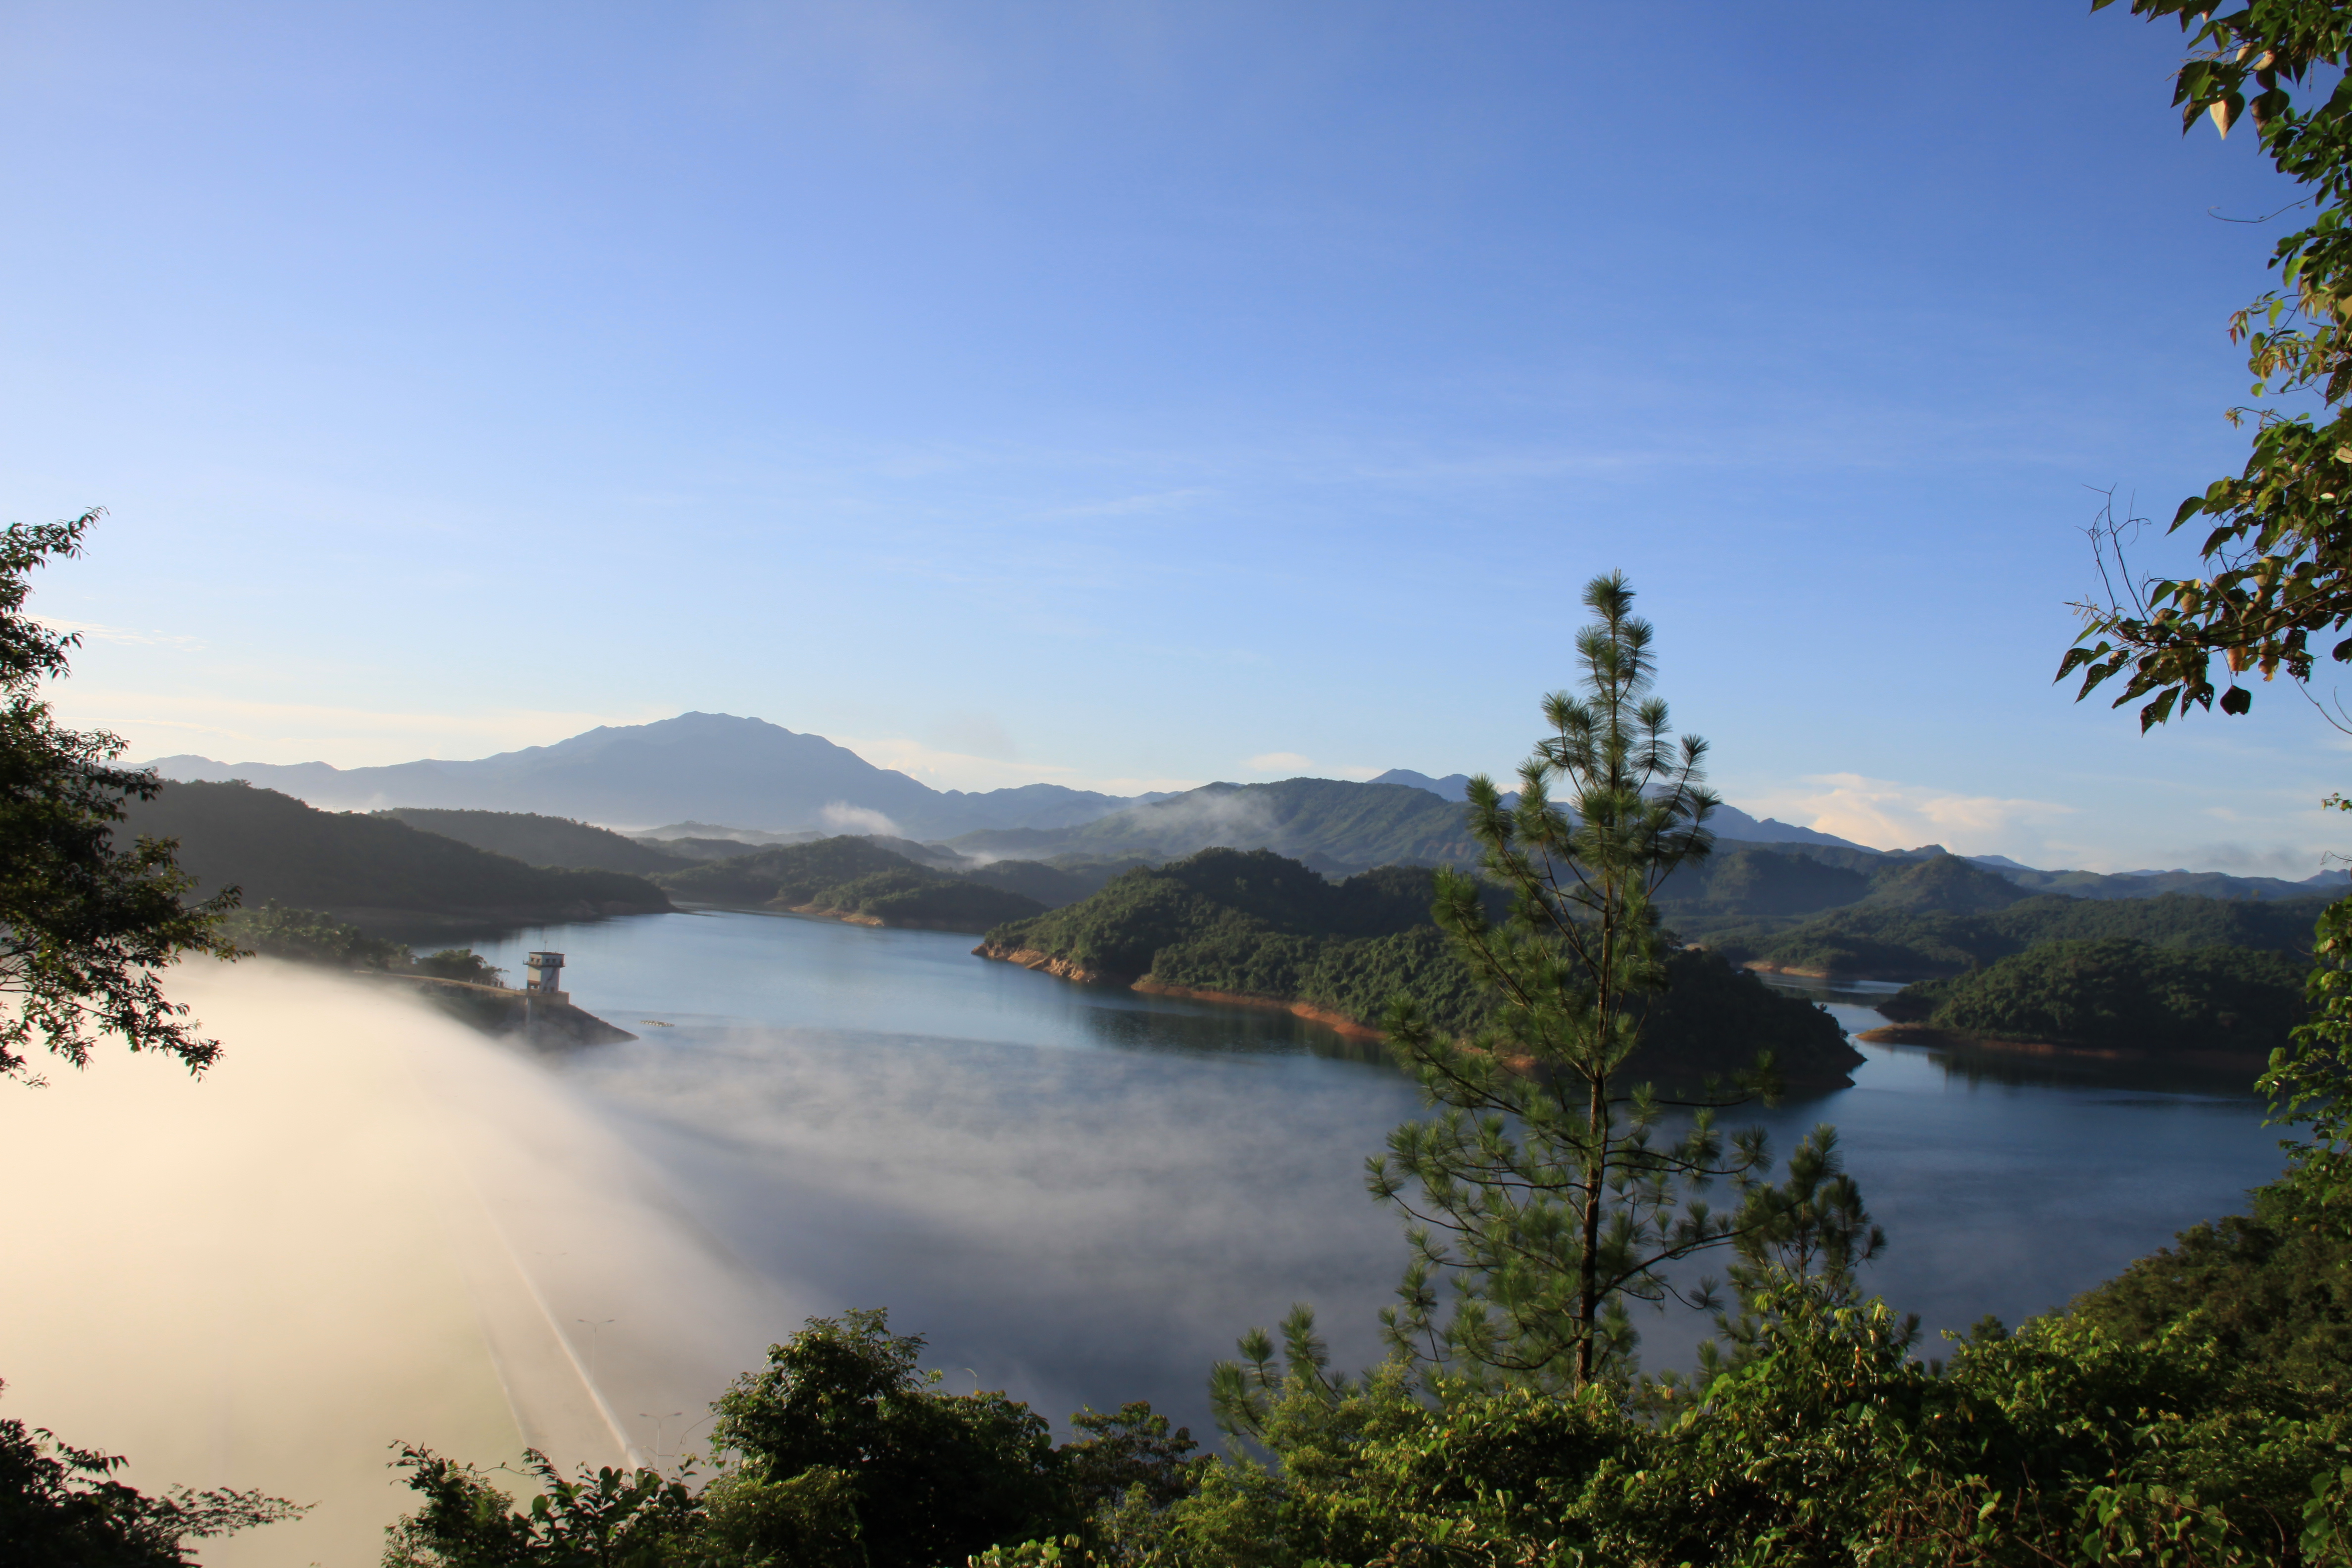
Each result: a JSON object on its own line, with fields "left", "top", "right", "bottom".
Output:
{"left": 463, "top": 911, "right": 2288, "bottom": 1425}
{"left": 483, "top": 908, "right": 1390, "bottom": 1064}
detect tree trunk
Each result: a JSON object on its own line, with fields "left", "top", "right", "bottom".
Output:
{"left": 1576, "top": 1063, "right": 1606, "bottom": 1386}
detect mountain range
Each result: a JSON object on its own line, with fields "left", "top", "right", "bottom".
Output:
{"left": 149, "top": 713, "right": 1154, "bottom": 839}
{"left": 150, "top": 713, "right": 1904, "bottom": 855}
{"left": 147, "top": 711, "right": 2348, "bottom": 896}
{"left": 1367, "top": 769, "right": 1876, "bottom": 852}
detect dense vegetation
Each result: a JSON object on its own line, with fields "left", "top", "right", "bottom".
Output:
{"left": 658, "top": 836, "right": 1050, "bottom": 932}
{"left": 1, "top": 1389, "right": 301, "bottom": 1567}
{"left": 1693, "top": 884, "right": 2334, "bottom": 980}
{"left": 1994, "top": 862, "right": 2347, "bottom": 901}
{"left": 1881, "top": 938, "right": 2307, "bottom": 1057}
{"left": 0, "top": 511, "right": 238, "bottom": 1081}
{"left": 983, "top": 850, "right": 1455, "bottom": 979}
{"left": 372, "top": 1179, "right": 2352, "bottom": 1568}
{"left": 964, "top": 855, "right": 1149, "bottom": 909}
{"left": 2070, "top": 1177, "right": 2352, "bottom": 1390}
{"left": 985, "top": 835, "right": 1860, "bottom": 1092}
{"left": 375, "top": 808, "right": 687, "bottom": 875}
{"left": 383, "top": 1311, "right": 1203, "bottom": 1568}
{"left": 220, "top": 899, "right": 410, "bottom": 968}
{"left": 222, "top": 900, "right": 507, "bottom": 986}
{"left": 118, "top": 782, "right": 673, "bottom": 933}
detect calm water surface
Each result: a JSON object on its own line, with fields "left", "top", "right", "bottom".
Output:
{"left": 473, "top": 911, "right": 2287, "bottom": 1432}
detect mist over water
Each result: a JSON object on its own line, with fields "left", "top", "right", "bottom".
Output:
{"left": 477, "top": 910, "right": 1421, "bottom": 1429}
{"left": 0, "top": 918, "right": 2292, "bottom": 1565}
{"left": 0, "top": 960, "right": 784, "bottom": 1568}
{"left": 481, "top": 912, "right": 2289, "bottom": 1403}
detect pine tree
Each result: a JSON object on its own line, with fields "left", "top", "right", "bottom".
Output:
{"left": 1368, "top": 572, "right": 1797, "bottom": 1389}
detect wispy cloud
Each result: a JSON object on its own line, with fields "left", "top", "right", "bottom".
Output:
{"left": 37, "top": 617, "right": 206, "bottom": 651}
{"left": 1740, "top": 773, "right": 2076, "bottom": 855}
{"left": 838, "top": 734, "right": 1201, "bottom": 797}
{"left": 820, "top": 802, "right": 901, "bottom": 836}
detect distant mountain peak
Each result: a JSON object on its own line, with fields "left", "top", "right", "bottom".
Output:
{"left": 143, "top": 712, "right": 1152, "bottom": 838}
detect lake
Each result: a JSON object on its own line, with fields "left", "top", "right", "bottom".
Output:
{"left": 469, "top": 909, "right": 2289, "bottom": 1443}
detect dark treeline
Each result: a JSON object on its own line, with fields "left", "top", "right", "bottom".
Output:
{"left": 1692, "top": 887, "right": 2332, "bottom": 981}
{"left": 652, "top": 835, "right": 1058, "bottom": 933}
{"left": 118, "top": 781, "right": 674, "bottom": 934}
{"left": 980, "top": 847, "right": 1864, "bottom": 1088}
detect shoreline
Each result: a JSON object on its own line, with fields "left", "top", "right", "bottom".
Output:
{"left": 673, "top": 898, "right": 1003, "bottom": 936}
{"left": 971, "top": 941, "right": 1113, "bottom": 984}
{"left": 366, "top": 973, "right": 637, "bottom": 1047}
{"left": 972, "top": 942, "right": 1387, "bottom": 1040}
{"left": 1129, "top": 979, "right": 1387, "bottom": 1041}
{"left": 1855, "top": 1022, "right": 2265, "bottom": 1071}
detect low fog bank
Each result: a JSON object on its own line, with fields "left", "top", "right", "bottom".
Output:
{"left": 562, "top": 1024, "right": 1423, "bottom": 1438}
{"left": 0, "top": 961, "right": 787, "bottom": 1568}
{"left": 544, "top": 1005, "right": 2290, "bottom": 1410}
{"left": 1, "top": 936, "right": 2288, "bottom": 1568}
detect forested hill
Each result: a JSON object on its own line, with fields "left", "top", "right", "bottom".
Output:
{"left": 1876, "top": 938, "right": 2305, "bottom": 1059}
{"left": 1692, "top": 885, "right": 2334, "bottom": 981}
{"left": 117, "top": 781, "right": 673, "bottom": 935}
{"left": 654, "top": 835, "right": 1057, "bottom": 933}
{"left": 976, "top": 848, "right": 1865, "bottom": 1089}
{"left": 947, "top": 779, "right": 1478, "bottom": 873}
{"left": 375, "top": 807, "right": 686, "bottom": 875}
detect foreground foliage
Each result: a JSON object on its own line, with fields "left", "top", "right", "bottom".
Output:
{"left": 1371, "top": 574, "right": 1780, "bottom": 1391}
{"left": 0, "top": 1386, "right": 300, "bottom": 1567}
{"left": 1130, "top": 1271, "right": 2352, "bottom": 1568}
{"left": 2067, "top": 0, "right": 2352, "bottom": 728}
{"left": 0, "top": 510, "right": 238, "bottom": 1082}
{"left": 2269, "top": 890, "right": 2352, "bottom": 1209}
{"left": 383, "top": 1310, "right": 1205, "bottom": 1568}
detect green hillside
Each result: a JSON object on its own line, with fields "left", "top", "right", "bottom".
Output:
{"left": 961, "top": 855, "right": 1147, "bottom": 909}
{"left": 1879, "top": 938, "right": 2305, "bottom": 1057}
{"left": 1991, "top": 863, "right": 2346, "bottom": 901}
{"left": 655, "top": 835, "right": 1048, "bottom": 932}
{"left": 1652, "top": 844, "right": 1874, "bottom": 919}
{"left": 979, "top": 848, "right": 1862, "bottom": 1088}
{"left": 1851, "top": 852, "right": 2034, "bottom": 912}
{"left": 1698, "top": 886, "right": 2332, "bottom": 980}
{"left": 948, "top": 779, "right": 1478, "bottom": 872}
{"left": 117, "top": 782, "right": 674, "bottom": 934}
{"left": 376, "top": 807, "right": 686, "bottom": 874}
{"left": 657, "top": 835, "right": 914, "bottom": 905}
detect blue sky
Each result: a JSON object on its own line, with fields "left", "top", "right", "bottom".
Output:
{"left": 2, "top": 0, "right": 2341, "bottom": 872}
